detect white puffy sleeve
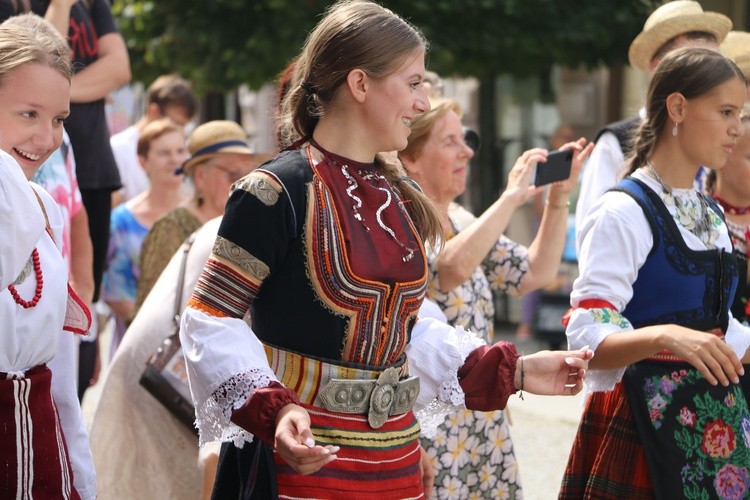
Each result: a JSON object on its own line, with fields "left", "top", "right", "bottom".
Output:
{"left": 407, "top": 302, "right": 485, "bottom": 439}
{"left": 567, "top": 190, "right": 652, "bottom": 391}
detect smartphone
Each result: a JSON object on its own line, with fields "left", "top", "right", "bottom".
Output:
{"left": 534, "top": 149, "right": 573, "bottom": 187}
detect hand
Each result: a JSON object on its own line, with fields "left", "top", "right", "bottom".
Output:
{"left": 419, "top": 445, "right": 435, "bottom": 497}
{"left": 515, "top": 346, "right": 594, "bottom": 396}
{"left": 547, "top": 137, "right": 595, "bottom": 201}
{"left": 660, "top": 326, "right": 743, "bottom": 386}
{"left": 503, "top": 148, "right": 548, "bottom": 206}
{"left": 274, "top": 404, "right": 339, "bottom": 475}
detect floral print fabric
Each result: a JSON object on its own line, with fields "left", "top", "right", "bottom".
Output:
{"left": 422, "top": 212, "right": 529, "bottom": 499}
{"left": 625, "top": 362, "right": 750, "bottom": 500}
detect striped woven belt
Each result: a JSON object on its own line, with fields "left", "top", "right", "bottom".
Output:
{"left": 263, "top": 344, "right": 419, "bottom": 428}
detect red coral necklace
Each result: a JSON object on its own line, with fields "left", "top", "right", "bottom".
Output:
{"left": 713, "top": 195, "right": 750, "bottom": 216}
{"left": 7, "top": 248, "right": 43, "bottom": 308}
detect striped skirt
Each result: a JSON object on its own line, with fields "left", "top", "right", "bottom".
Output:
{"left": 0, "top": 365, "right": 79, "bottom": 500}
{"left": 275, "top": 404, "right": 423, "bottom": 498}
{"left": 214, "top": 404, "right": 424, "bottom": 499}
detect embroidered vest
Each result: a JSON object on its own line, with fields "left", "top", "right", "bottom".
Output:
{"left": 613, "top": 177, "right": 738, "bottom": 332}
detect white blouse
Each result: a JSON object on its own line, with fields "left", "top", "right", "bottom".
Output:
{"left": 568, "top": 170, "right": 750, "bottom": 392}
{"left": 0, "top": 151, "right": 96, "bottom": 499}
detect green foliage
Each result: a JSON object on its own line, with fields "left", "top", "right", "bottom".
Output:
{"left": 114, "top": 0, "right": 660, "bottom": 93}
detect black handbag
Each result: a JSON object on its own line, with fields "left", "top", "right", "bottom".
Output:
{"left": 139, "top": 235, "right": 198, "bottom": 435}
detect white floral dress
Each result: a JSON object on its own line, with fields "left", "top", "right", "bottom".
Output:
{"left": 421, "top": 204, "right": 529, "bottom": 500}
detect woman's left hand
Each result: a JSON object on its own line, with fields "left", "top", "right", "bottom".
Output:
{"left": 547, "top": 137, "right": 594, "bottom": 199}
{"left": 515, "top": 346, "right": 595, "bottom": 396}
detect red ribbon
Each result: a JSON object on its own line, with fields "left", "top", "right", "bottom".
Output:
{"left": 561, "top": 298, "right": 617, "bottom": 327}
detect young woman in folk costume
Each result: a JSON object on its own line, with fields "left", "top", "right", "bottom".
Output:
{"left": 180, "top": 1, "right": 593, "bottom": 498}
{"left": 0, "top": 13, "right": 95, "bottom": 500}
{"left": 561, "top": 47, "right": 750, "bottom": 499}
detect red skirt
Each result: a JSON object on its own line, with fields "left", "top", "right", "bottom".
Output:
{"left": 559, "top": 382, "right": 654, "bottom": 499}
{"left": 0, "top": 365, "right": 79, "bottom": 500}
{"left": 275, "top": 404, "right": 424, "bottom": 499}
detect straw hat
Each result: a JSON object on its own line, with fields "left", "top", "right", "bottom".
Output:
{"left": 628, "top": 0, "right": 731, "bottom": 72}
{"left": 177, "top": 120, "right": 253, "bottom": 174}
{"left": 721, "top": 31, "right": 750, "bottom": 79}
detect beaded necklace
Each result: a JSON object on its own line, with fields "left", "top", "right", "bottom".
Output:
{"left": 714, "top": 196, "right": 750, "bottom": 216}
{"left": 645, "top": 161, "right": 718, "bottom": 248}
{"left": 7, "top": 188, "right": 52, "bottom": 308}
{"left": 7, "top": 248, "right": 43, "bottom": 308}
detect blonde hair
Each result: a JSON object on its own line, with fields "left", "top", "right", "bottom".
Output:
{"left": 0, "top": 14, "right": 72, "bottom": 85}
{"left": 137, "top": 118, "right": 183, "bottom": 157}
{"left": 279, "top": 0, "right": 441, "bottom": 246}
{"left": 400, "top": 98, "right": 463, "bottom": 161}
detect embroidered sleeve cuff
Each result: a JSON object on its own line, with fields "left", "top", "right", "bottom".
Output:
{"left": 230, "top": 381, "right": 301, "bottom": 446}
{"left": 458, "top": 341, "right": 520, "bottom": 411}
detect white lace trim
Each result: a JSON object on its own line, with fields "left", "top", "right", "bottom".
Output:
{"left": 415, "top": 398, "right": 457, "bottom": 439}
{"left": 195, "top": 367, "right": 276, "bottom": 448}
{"left": 416, "top": 325, "right": 484, "bottom": 439}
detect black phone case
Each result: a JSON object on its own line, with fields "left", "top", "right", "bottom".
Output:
{"left": 535, "top": 149, "right": 573, "bottom": 186}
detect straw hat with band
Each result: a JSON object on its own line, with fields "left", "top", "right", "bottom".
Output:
{"left": 721, "top": 31, "right": 750, "bottom": 79}
{"left": 176, "top": 120, "right": 253, "bottom": 175}
{"left": 628, "top": 0, "right": 731, "bottom": 72}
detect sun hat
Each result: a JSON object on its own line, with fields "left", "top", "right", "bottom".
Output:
{"left": 176, "top": 120, "right": 253, "bottom": 175}
{"left": 628, "top": 0, "right": 731, "bottom": 72}
{"left": 721, "top": 31, "right": 750, "bottom": 79}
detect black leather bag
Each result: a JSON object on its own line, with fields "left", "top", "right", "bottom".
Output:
{"left": 139, "top": 236, "right": 198, "bottom": 435}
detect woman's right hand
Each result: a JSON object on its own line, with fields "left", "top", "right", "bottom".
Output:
{"left": 659, "top": 325, "right": 744, "bottom": 386}
{"left": 274, "top": 403, "right": 340, "bottom": 475}
{"left": 503, "top": 148, "right": 548, "bottom": 206}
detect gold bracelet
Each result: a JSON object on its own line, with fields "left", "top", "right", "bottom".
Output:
{"left": 546, "top": 199, "right": 570, "bottom": 209}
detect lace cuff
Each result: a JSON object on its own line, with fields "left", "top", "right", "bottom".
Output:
{"left": 413, "top": 324, "right": 485, "bottom": 439}
{"left": 195, "top": 367, "right": 276, "bottom": 447}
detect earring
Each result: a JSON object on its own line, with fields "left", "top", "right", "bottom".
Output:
{"left": 672, "top": 122, "right": 679, "bottom": 136}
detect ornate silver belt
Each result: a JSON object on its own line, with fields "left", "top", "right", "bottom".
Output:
{"left": 317, "top": 367, "right": 420, "bottom": 428}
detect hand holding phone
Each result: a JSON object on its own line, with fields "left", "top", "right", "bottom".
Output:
{"left": 534, "top": 149, "right": 573, "bottom": 187}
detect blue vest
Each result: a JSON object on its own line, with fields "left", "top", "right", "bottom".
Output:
{"left": 614, "top": 178, "right": 738, "bottom": 332}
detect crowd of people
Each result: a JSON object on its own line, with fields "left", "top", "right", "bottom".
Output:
{"left": 2, "top": 0, "right": 750, "bottom": 499}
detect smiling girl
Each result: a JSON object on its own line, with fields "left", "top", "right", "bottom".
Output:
{"left": 0, "top": 13, "right": 95, "bottom": 500}
{"left": 179, "top": 1, "right": 593, "bottom": 498}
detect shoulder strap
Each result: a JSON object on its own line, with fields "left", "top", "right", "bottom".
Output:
{"left": 30, "top": 185, "right": 53, "bottom": 239}
{"left": 172, "top": 234, "right": 196, "bottom": 328}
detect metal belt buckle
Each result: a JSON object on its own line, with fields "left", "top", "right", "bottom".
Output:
{"left": 318, "top": 367, "right": 420, "bottom": 428}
